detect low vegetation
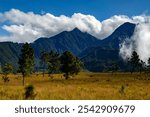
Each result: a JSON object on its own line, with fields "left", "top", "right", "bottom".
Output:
{"left": 0, "top": 72, "right": 150, "bottom": 100}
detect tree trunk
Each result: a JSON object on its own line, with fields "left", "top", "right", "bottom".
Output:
{"left": 65, "top": 73, "right": 69, "bottom": 80}
{"left": 42, "top": 69, "right": 45, "bottom": 78}
{"left": 22, "top": 75, "right": 25, "bottom": 86}
{"left": 42, "top": 64, "right": 45, "bottom": 78}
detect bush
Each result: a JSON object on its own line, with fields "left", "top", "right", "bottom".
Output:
{"left": 24, "top": 85, "right": 37, "bottom": 100}
{"left": 2, "top": 76, "right": 10, "bottom": 83}
{"left": 119, "top": 85, "right": 125, "bottom": 95}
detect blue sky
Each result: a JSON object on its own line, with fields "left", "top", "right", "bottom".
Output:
{"left": 0, "top": 0, "right": 150, "bottom": 20}
{"left": 0, "top": 0, "right": 150, "bottom": 43}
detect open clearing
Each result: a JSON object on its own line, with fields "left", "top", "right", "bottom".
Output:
{"left": 0, "top": 72, "right": 150, "bottom": 100}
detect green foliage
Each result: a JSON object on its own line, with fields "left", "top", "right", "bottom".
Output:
{"left": 47, "top": 51, "right": 60, "bottom": 76}
{"left": 147, "top": 58, "right": 150, "bottom": 72}
{"left": 2, "top": 76, "right": 10, "bottom": 83}
{"left": 40, "top": 51, "right": 49, "bottom": 77}
{"left": 40, "top": 51, "right": 60, "bottom": 78}
{"left": 1, "top": 63, "right": 12, "bottom": 84}
{"left": 18, "top": 43, "right": 35, "bottom": 85}
{"left": 60, "top": 51, "right": 83, "bottom": 80}
{"left": 24, "top": 85, "right": 36, "bottom": 100}
{"left": 2, "top": 63, "right": 13, "bottom": 75}
{"left": 128, "top": 51, "right": 140, "bottom": 73}
{"left": 138, "top": 60, "right": 146, "bottom": 73}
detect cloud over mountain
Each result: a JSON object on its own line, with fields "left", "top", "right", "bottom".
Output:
{"left": 0, "top": 9, "right": 102, "bottom": 43}
{"left": 119, "top": 21, "right": 150, "bottom": 64}
{"left": 0, "top": 9, "right": 148, "bottom": 43}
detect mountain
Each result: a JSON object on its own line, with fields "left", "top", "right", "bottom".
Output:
{"left": 0, "top": 28, "right": 100, "bottom": 70}
{"left": 32, "top": 28, "right": 100, "bottom": 58}
{"left": 0, "top": 42, "right": 22, "bottom": 69}
{"left": 79, "top": 22, "right": 136, "bottom": 71}
{"left": 99, "top": 22, "right": 136, "bottom": 49}
{"left": 0, "top": 22, "right": 136, "bottom": 72}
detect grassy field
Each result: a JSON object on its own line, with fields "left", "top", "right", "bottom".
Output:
{"left": 0, "top": 72, "right": 150, "bottom": 100}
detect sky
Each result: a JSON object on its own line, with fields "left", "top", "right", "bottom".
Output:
{"left": 0, "top": 0, "right": 150, "bottom": 20}
{"left": 0, "top": 0, "right": 149, "bottom": 43}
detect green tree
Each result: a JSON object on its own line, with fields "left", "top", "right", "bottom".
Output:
{"left": 60, "top": 51, "right": 82, "bottom": 80}
{"left": 47, "top": 51, "right": 60, "bottom": 78}
{"left": 2, "top": 63, "right": 13, "bottom": 83}
{"left": 147, "top": 58, "right": 150, "bottom": 73}
{"left": 40, "top": 51, "right": 49, "bottom": 77}
{"left": 18, "top": 43, "right": 35, "bottom": 86}
{"left": 2, "top": 63, "right": 13, "bottom": 75}
{"left": 128, "top": 51, "right": 140, "bottom": 74}
{"left": 138, "top": 60, "right": 146, "bottom": 74}
{"left": 111, "top": 64, "right": 120, "bottom": 74}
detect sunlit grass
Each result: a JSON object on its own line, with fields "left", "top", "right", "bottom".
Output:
{"left": 0, "top": 72, "right": 150, "bottom": 100}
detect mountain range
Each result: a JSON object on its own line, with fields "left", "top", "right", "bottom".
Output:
{"left": 0, "top": 22, "right": 136, "bottom": 72}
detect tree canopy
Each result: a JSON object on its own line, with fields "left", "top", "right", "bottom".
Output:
{"left": 60, "top": 51, "right": 83, "bottom": 80}
{"left": 18, "top": 43, "right": 35, "bottom": 85}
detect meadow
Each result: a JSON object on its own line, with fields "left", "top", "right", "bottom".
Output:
{"left": 0, "top": 72, "right": 150, "bottom": 100}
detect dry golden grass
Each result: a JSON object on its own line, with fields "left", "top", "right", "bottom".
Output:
{"left": 0, "top": 72, "right": 150, "bottom": 100}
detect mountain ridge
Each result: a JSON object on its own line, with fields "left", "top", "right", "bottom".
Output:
{"left": 0, "top": 22, "right": 136, "bottom": 71}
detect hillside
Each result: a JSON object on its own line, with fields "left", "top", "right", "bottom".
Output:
{"left": 32, "top": 28, "right": 100, "bottom": 58}
{"left": 79, "top": 22, "right": 136, "bottom": 71}
{"left": 0, "top": 22, "right": 136, "bottom": 72}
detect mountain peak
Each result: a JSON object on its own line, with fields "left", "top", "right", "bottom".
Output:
{"left": 118, "top": 22, "right": 136, "bottom": 30}
{"left": 71, "top": 27, "right": 83, "bottom": 33}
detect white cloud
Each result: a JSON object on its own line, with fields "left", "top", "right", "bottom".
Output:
{"left": 119, "top": 20, "right": 150, "bottom": 64}
{"left": 0, "top": 9, "right": 103, "bottom": 43}
{"left": 0, "top": 9, "right": 133, "bottom": 43}
{"left": 98, "top": 15, "right": 132, "bottom": 38}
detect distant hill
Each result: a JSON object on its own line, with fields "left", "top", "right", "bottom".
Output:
{"left": 99, "top": 22, "right": 136, "bottom": 49}
{"left": 79, "top": 22, "right": 136, "bottom": 71}
{"left": 32, "top": 28, "right": 100, "bottom": 58}
{"left": 0, "top": 42, "right": 22, "bottom": 69}
{"left": 0, "top": 22, "right": 136, "bottom": 72}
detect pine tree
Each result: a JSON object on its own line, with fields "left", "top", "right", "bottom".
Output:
{"left": 40, "top": 51, "right": 49, "bottom": 77}
{"left": 128, "top": 51, "right": 140, "bottom": 73}
{"left": 60, "top": 51, "right": 82, "bottom": 80}
{"left": 47, "top": 51, "right": 60, "bottom": 78}
{"left": 18, "top": 43, "right": 35, "bottom": 86}
{"left": 147, "top": 58, "right": 150, "bottom": 73}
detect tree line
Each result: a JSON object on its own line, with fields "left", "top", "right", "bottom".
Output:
{"left": 128, "top": 51, "right": 150, "bottom": 74}
{"left": 1, "top": 43, "right": 150, "bottom": 86}
{"left": 1, "top": 43, "right": 83, "bottom": 86}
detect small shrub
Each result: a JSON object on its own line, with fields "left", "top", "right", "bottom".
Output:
{"left": 2, "top": 76, "right": 10, "bottom": 83}
{"left": 119, "top": 85, "right": 125, "bottom": 95}
{"left": 24, "top": 85, "right": 37, "bottom": 100}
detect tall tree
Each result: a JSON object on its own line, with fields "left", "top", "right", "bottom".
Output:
{"left": 60, "top": 51, "right": 82, "bottom": 80}
{"left": 40, "top": 51, "right": 49, "bottom": 77}
{"left": 128, "top": 51, "right": 140, "bottom": 73}
{"left": 18, "top": 43, "right": 35, "bottom": 86}
{"left": 138, "top": 60, "right": 146, "bottom": 74}
{"left": 147, "top": 58, "right": 150, "bottom": 73}
{"left": 47, "top": 51, "right": 60, "bottom": 78}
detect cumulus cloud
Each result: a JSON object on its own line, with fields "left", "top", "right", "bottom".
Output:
{"left": 0, "top": 9, "right": 103, "bottom": 43}
{"left": 0, "top": 9, "right": 134, "bottom": 43}
{"left": 119, "top": 20, "right": 150, "bottom": 64}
